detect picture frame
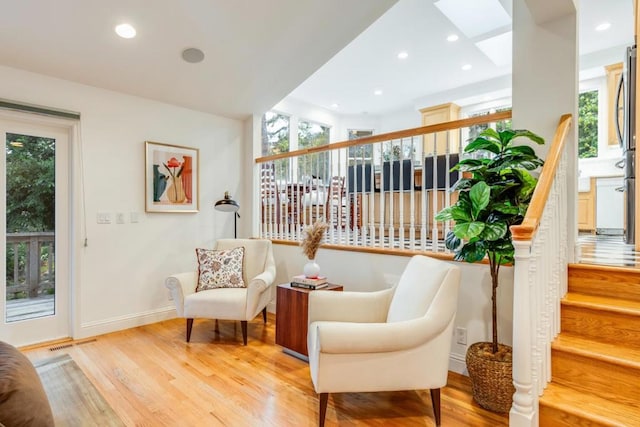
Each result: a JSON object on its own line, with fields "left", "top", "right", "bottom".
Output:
{"left": 145, "top": 141, "right": 199, "bottom": 213}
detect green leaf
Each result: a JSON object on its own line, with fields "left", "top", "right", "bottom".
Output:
{"left": 454, "top": 221, "right": 485, "bottom": 240}
{"left": 504, "top": 145, "right": 537, "bottom": 157}
{"left": 498, "top": 129, "right": 516, "bottom": 148}
{"left": 435, "top": 207, "right": 453, "bottom": 221}
{"left": 445, "top": 231, "right": 461, "bottom": 251}
{"left": 452, "top": 178, "right": 474, "bottom": 191}
{"left": 479, "top": 128, "right": 500, "bottom": 142}
{"left": 450, "top": 205, "right": 472, "bottom": 222}
{"left": 464, "top": 137, "right": 501, "bottom": 154}
{"left": 513, "top": 129, "right": 545, "bottom": 145}
{"left": 492, "top": 202, "right": 519, "bottom": 215}
{"left": 481, "top": 222, "right": 507, "bottom": 241}
{"left": 457, "top": 241, "right": 486, "bottom": 263}
{"left": 470, "top": 182, "right": 490, "bottom": 219}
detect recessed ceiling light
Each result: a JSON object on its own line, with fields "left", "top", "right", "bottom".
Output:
{"left": 374, "top": 89, "right": 383, "bottom": 96}
{"left": 181, "top": 48, "right": 205, "bottom": 63}
{"left": 595, "top": 22, "right": 611, "bottom": 32}
{"left": 447, "top": 34, "right": 459, "bottom": 42}
{"left": 115, "top": 23, "right": 136, "bottom": 39}
{"left": 397, "top": 51, "right": 409, "bottom": 59}
{"left": 461, "top": 64, "right": 472, "bottom": 71}
{"left": 331, "top": 103, "right": 339, "bottom": 109}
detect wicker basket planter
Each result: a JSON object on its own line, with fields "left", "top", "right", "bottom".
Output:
{"left": 466, "top": 342, "right": 515, "bottom": 413}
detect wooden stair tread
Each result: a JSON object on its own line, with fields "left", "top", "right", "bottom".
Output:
{"left": 540, "top": 382, "right": 640, "bottom": 426}
{"left": 563, "top": 293, "right": 640, "bottom": 314}
{"left": 568, "top": 263, "right": 640, "bottom": 276}
{"left": 553, "top": 334, "right": 640, "bottom": 369}
{"left": 568, "top": 264, "right": 640, "bottom": 302}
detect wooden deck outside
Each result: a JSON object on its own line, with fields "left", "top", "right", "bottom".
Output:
{"left": 6, "top": 294, "right": 54, "bottom": 322}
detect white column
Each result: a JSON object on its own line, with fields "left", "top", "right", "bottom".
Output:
{"left": 512, "top": 0, "right": 578, "bottom": 262}
{"left": 510, "top": 239, "right": 537, "bottom": 427}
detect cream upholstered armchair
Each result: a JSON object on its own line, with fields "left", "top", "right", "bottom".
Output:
{"left": 307, "top": 255, "right": 460, "bottom": 426}
{"left": 165, "top": 239, "right": 276, "bottom": 345}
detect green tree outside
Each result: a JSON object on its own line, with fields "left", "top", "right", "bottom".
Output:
{"left": 6, "top": 133, "right": 55, "bottom": 232}
{"left": 5, "top": 133, "right": 56, "bottom": 297}
{"left": 578, "top": 90, "right": 598, "bottom": 158}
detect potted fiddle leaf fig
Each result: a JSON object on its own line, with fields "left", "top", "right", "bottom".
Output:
{"left": 435, "top": 127, "right": 544, "bottom": 413}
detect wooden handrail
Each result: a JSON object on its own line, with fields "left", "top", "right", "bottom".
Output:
{"left": 511, "top": 114, "right": 573, "bottom": 241}
{"left": 255, "top": 110, "right": 512, "bottom": 163}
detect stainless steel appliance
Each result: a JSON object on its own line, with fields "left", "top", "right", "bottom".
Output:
{"left": 615, "top": 44, "right": 636, "bottom": 243}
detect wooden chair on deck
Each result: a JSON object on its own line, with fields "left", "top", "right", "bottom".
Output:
{"left": 286, "top": 184, "right": 304, "bottom": 230}
{"left": 261, "top": 165, "right": 280, "bottom": 225}
{"left": 324, "top": 176, "right": 346, "bottom": 229}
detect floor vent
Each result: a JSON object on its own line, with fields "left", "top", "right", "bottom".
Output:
{"left": 49, "top": 343, "right": 73, "bottom": 351}
{"left": 48, "top": 338, "right": 97, "bottom": 351}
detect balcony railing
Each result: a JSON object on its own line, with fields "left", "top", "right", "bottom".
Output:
{"left": 5, "top": 232, "right": 55, "bottom": 300}
{"left": 256, "top": 110, "right": 512, "bottom": 252}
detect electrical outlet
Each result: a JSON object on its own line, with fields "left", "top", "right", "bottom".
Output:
{"left": 455, "top": 327, "right": 467, "bottom": 345}
{"left": 96, "top": 212, "right": 111, "bottom": 224}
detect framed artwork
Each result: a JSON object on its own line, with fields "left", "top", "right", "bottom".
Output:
{"left": 145, "top": 141, "right": 199, "bottom": 213}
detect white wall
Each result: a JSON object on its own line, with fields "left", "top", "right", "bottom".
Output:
{"left": 271, "top": 244, "right": 514, "bottom": 374}
{"left": 0, "top": 65, "right": 244, "bottom": 339}
{"left": 272, "top": 97, "right": 378, "bottom": 142}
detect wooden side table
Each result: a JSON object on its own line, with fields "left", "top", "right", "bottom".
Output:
{"left": 275, "top": 283, "right": 343, "bottom": 360}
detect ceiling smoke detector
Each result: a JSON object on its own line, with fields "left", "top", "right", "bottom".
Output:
{"left": 182, "top": 48, "right": 205, "bottom": 64}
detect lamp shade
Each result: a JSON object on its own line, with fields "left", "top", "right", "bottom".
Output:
{"left": 214, "top": 191, "right": 239, "bottom": 213}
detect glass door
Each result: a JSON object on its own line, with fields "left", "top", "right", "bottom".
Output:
{"left": 0, "top": 117, "right": 70, "bottom": 346}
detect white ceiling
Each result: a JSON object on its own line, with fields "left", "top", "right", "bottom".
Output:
{"left": 0, "top": 0, "right": 633, "bottom": 121}
{"left": 0, "top": 0, "right": 396, "bottom": 119}
{"left": 289, "top": 0, "right": 635, "bottom": 116}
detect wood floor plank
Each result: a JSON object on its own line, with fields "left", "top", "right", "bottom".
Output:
{"left": 22, "top": 316, "right": 508, "bottom": 426}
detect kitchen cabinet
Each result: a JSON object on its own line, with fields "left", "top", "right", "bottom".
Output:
{"left": 605, "top": 62, "right": 624, "bottom": 147}
{"left": 578, "top": 177, "right": 596, "bottom": 232}
{"left": 420, "top": 103, "right": 460, "bottom": 155}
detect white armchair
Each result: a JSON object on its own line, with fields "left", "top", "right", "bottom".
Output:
{"left": 307, "top": 255, "right": 460, "bottom": 426}
{"left": 165, "top": 239, "right": 276, "bottom": 345}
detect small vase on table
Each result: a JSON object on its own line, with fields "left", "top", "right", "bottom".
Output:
{"left": 303, "top": 259, "right": 321, "bottom": 279}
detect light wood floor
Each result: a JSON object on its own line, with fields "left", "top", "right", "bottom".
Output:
{"left": 22, "top": 316, "right": 508, "bottom": 427}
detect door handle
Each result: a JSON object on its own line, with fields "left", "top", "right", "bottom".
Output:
{"left": 615, "top": 73, "right": 625, "bottom": 148}
{"left": 615, "top": 186, "right": 625, "bottom": 192}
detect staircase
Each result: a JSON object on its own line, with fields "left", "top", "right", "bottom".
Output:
{"left": 539, "top": 263, "right": 640, "bottom": 426}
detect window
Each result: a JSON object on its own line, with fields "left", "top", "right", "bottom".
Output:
{"left": 298, "top": 121, "right": 329, "bottom": 148}
{"left": 578, "top": 90, "right": 598, "bottom": 159}
{"left": 348, "top": 129, "right": 373, "bottom": 165}
{"left": 261, "top": 111, "right": 290, "bottom": 156}
{"left": 298, "top": 121, "right": 330, "bottom": 182}
{"left": 467, "top": 107, "right": 512, "bottom": 142}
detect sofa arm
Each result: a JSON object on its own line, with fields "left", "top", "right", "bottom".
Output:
{"left": 308, "top": 287, "right": 394, "bottom": 325}
{"left": 311, "top": 314, "right": 451, "bottom": 354}
{"left": 245, "top": 267, "right": 277, "bottom": 317}
{"left": 165, "top": 272, "right": 197, "bottom": 317}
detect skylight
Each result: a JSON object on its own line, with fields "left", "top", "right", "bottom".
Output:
{"left": 434, "top": 0, "right": 511, "bottom": 39}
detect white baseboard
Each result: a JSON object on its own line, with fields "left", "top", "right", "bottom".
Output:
{"left": 449, "top": 351, "right": 468, "bottom": 375}
{"left": 77, "top": 306, "right": 176, "bottom": 339}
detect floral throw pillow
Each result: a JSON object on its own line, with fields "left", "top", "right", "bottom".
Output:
{"left": 196, "top": 247, "right": 245, "bottom": 291}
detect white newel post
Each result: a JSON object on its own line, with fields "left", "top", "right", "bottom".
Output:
{"left": 510, "top": 238, "right": 537, "bottom": 427}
